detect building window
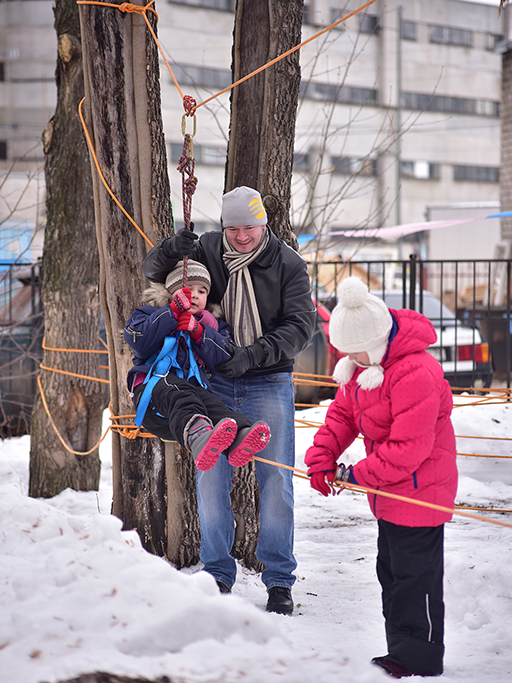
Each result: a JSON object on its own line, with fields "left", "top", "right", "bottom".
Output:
{"left": 293, "top": 153, "right": 310, "bottom": 171}
{"left": 0, "top": 63, "right": 5, "bottom": 82}
{"left": 429, "top": 25, "right": 472, "bottom": 47}
{"left": 402, "top": 91, "right": 499, "bottom": 117}
{"left": 170, "top": 142, "right": 226, "bottom": 166}
{"left": 0, "top": 141, "right": 7, "bottom": 160}
{"left": 401, "top": 161, "right": 440, "bottom": 180}
{"left": 400, "top": 20, "right": 416, "bottom": 41}
{"left": 171, "top": 64, "right": 232, "bottom": 90}
{"left": 359, "top": 14, "right": 379, "bottom": 35}
{"left": 300, "top": 81, "right": 377, "bottom": 106}
{"left": 332, "top": 156, "right": 378, "bottom": 176}
{"left": 486, "top": 33, "right": 504, "bottom": 51}
{"left": 453, "top": 165, "right": 499, "bottom": 183}
{"left": 302, "top": 4, "right": 311, "bottom": 25}
{"left": 167, "top": 0, "right": 234, "bottom": 10}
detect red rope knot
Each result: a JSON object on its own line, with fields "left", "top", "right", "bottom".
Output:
{"left": 176, "top": 153, "right": 193, "bottom": 175}
{"left": 183, "top": 95, "right": 197, "bottom": 116}
{"left": 183, "top": 175, "right": 198, "bottom": 197}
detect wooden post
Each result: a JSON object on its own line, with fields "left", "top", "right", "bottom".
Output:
{"left": 79, "top": 0, "right": 200, "bottom": 562}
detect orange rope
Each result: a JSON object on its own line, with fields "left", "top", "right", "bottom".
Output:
{"left": 458, "top": 452, "right": 512, "bottom": 459}
{"left": 40, "top": 363, "right": 110, "bottom": 385}
{"left": 252, "top": 455, "right": 512, "bottom": 530}
{"left": 77, "top": 0, "right": 187, "bottom": 104}
{"left": 77, "top": 0, "right": 380, "bottom": 115}
{"left": 42, "top": 336, "right": 109, "bottom": 354}
{"left": 190, "top": 0, "right": 380, "bottom": 113}
{"left": 75, "top": 1, "right": 382, "bottom": 251}
{"left": 37, "top": 375, "right": 113, "bottom": 456}
{"left": 78, "top": 98, "right": 154, "bottom": 248}
{"left": 109, "top": 407, "right": 158, "bottom": 440}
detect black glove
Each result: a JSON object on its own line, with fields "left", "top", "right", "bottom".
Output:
{"left": 216, "top": 342, "right": 266, "bottom": 378}
{"left": 171, "top": 226, "right": 198, "bottom": 256}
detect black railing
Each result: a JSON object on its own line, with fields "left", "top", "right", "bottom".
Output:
{"left": 2, "top": 257, "right": 512, "bottom": 430}
{"left": 307, "top": 256, "right": 512, "bottom": 390}
{"left": 0, "top": 261, "right": 43, "bottom": 437}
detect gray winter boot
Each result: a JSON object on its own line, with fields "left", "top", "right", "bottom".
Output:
{"left": 186, "top": 416, "right": 238, "bottom": 471}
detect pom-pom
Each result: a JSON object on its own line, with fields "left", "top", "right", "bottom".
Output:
{"left": 338, "top": 276, "right": 369, "bottom": 309}
{"left": 358, "top": 365, "right": 385, "bottom": 390}
{"left": 332, "top": 357, "right": 357, "bottom": 386}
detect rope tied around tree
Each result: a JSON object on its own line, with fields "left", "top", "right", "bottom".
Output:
{"left": 77, "top": 0, "right": 198, "bottom": 117}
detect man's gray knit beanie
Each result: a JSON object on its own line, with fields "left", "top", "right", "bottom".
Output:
{"left": 221, "top": 186, "right": 267, "bottom": 227}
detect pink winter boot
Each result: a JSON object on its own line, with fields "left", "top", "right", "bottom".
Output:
{"left": 226, "top": 421, "right": 271, "bottom": 468}
{"left": 186, "top": 417, "right": 238, "bottom": 471}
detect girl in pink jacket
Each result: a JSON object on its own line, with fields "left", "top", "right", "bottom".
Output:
{"left": 305, "top": 277, "right": 457, "bottom": 679}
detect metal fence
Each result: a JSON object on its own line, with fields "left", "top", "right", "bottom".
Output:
{"left": 0, "top": 261, "right": 43, "bottom": 437}
{"left": 307, "top": 255, "right": 512, "bottom": 389}
{"left": 1, "top": 257, "right": 511, "bottom": 435}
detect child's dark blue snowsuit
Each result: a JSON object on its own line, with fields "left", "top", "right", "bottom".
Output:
{"left": 124, "top": 304, "right": 251, "bottom": 447}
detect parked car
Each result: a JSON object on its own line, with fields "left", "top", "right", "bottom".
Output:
{"left": 373, "top": 290, "right": 493, "bottom": 389}
{"left": 294, "top": 299, "right": 338, "bottom": 404}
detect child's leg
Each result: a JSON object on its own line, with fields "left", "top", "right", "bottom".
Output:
{"left": 376, "top": 520, "right": 445, "bottom": 676}
{"left": 196, "top": 384, "right": 271, "bottom": 466}
{"left": 134, "top": 377, "right": 238, "bottom": 470}
{"left": 135, "top": 375, "right": 209, "bottom": 447}
{"left": 195, "top": 382, "right": 252, "bottom": 431}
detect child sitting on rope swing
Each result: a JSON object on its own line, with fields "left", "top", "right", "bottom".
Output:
{"left": 124, "top": 259, "right": 271, "bottom": 471}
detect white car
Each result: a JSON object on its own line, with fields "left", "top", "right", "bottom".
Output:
{"left": 374, "top": 290, "right": 493, "bottom": 389}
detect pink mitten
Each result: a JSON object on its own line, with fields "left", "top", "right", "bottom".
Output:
{"left": 309, "top": 471, "right": 335, "bottom": 497}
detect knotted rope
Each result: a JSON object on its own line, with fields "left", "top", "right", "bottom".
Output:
{"left": 176, "top": 114, "right": 198, "bottom": 288}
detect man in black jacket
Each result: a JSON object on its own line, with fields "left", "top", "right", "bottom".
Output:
{"left": 142, "top": 186, "right": 315, "bottom": 614}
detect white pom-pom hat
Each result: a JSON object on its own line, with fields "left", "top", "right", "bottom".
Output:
{"left": 330, "top": 276, "right": 392, "bottom": 355}
{"left": 330, "top": 277, "right": 393, "bottom": 390}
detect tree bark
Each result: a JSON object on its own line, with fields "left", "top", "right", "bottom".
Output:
{"left": 79, "top": 0, "right": 200, "bottom": 563}
{"left": 29, "top": 0, "right": 103, "bottom": 498}
{"left": 225, "top": 0, "right": 304, "bottom": 569}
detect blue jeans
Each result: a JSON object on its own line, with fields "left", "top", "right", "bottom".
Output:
{"left": 196, "top": 371, "right": 297, "bottom": 590}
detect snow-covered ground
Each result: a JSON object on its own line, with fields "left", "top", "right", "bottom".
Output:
{"left": 1, "top": 394, "right": 512, "bottom": 683}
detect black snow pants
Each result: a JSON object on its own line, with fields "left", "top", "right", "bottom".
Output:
{"left": 377, "top": 519, "right": 445, "bottom": 676}
{"left": 133, "top": 373, "right": 252, "bottom": 448}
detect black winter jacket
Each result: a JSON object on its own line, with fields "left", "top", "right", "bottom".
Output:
{"left": 142, "top": 230, "right": 316, "bottom": 375}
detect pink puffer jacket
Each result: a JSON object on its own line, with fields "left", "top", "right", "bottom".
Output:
{"left": 305, "top": 309, "right": 458, "bottom": 527}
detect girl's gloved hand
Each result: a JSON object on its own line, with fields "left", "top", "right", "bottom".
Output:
{"left": 309, "top": 471, "right": 335, "bottom": 497}
{"left": 177, "top": 311, "right": 204, "bottom": 342}
{"left": 170, "top": 287, "right": 191, "bottom": 319}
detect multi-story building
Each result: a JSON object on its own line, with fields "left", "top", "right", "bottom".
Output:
{"left": 0, "top": 0, "right": 505, "bottom": 261}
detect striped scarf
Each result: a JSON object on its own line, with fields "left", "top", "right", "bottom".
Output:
{"left": 221, "top": 228, "right": 270, "bottom": 346}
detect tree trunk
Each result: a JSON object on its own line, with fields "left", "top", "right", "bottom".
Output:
{"left": 501, "top": 48, "right": 512, "bottom": 242}
{"left": 225, "top": 0, "right": 303, "bottom": 569}
{"left": 79, "top": 0, "right": 201, "bottom": 563}
{"left": 29, "top": 0, "right": 103, "bottom": 498}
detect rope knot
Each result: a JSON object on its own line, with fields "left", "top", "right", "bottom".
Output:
{"left": 176, "top": 154, "right": 192, "bottom": 174}
{"left": 118, "top": 3, "right": 139, "bottom": 13}
{"left": 120, "top": 426, "right": 141, "bottom": 439}
{"left": 183, "top": 175, "right": 198, "bottom": 196}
